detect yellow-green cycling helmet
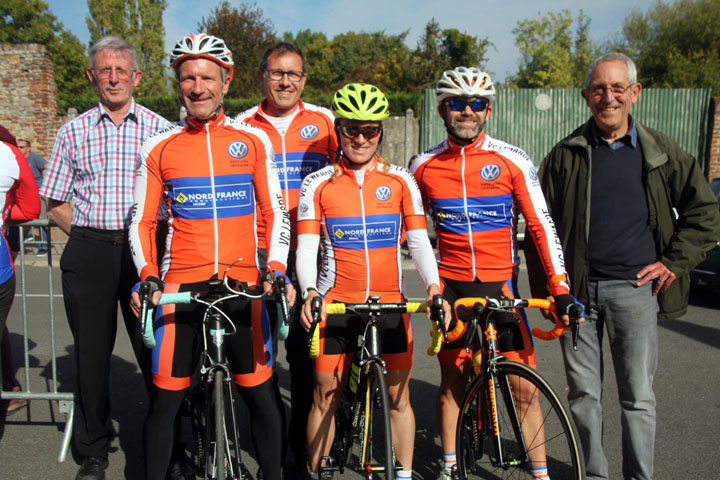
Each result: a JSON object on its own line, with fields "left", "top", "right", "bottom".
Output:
{"left": 332, "top": 83, "right": 390, "bottom": 121}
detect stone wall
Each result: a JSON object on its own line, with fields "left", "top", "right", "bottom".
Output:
{"left": 708, "top": 97, "right": 720, "bottom": 181}
{"left": 378, "top": 109, "right": 419, "bottom": 168}
{"left": 0, "top": 43, "right": 66, "bottom": 158}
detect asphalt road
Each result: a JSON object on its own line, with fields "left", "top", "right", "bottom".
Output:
{"left": 0, "top": 256, "right": 718, "bottom": 479}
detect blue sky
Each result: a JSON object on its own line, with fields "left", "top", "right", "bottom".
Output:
{"left": 45, "top": 0, "right": 656, "bottom": 83}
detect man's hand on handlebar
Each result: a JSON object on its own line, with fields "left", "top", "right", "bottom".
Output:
{"left": 426, "top": 284, "right": 451, "bottom": 330}
{"left": 541, "top": 294, "right": 586, "bottom": 327}
{"left": 263, "top": 271, "right": 297, "bottom": 307}
{"left": 300, "top": 288, "right": 324, "bottom": 332}
{"left": 130, "top": 277, "right": 163, "bottom": 317}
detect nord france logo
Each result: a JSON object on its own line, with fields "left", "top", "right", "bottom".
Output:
{"left": 300, "top": 124, "right": 319, "bottom": 140}
{"left": 480, "top": 164, "right": 501, "bottom": 181}
{"left": 375, "top": 186, "right": 391, "bottom": 201}
{"left": 228, "top": 141, "right": 248, "bottom": 159}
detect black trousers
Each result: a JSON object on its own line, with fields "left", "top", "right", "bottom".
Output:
{"left": 60, "top": 227, "right": 151, "bottom": 459}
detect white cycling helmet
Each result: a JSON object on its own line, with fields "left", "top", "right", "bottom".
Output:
{"left": 170, "top": 34, "right": 234, "bottom": 75}
{"left": 436, "top": 67, "right": 495, "bottom": 105}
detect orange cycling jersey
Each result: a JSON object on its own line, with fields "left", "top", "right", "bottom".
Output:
{"left": 296, "top": 157, "right": 430, "bottom": 303}
{"left": 235, "top": 100, "right": 337, "bottom": 250}
{"left": 410, "top": 133, "right": 570, "bottom": 297}
{"left": 129, "top": 111, "right": 290, "bottom": 284}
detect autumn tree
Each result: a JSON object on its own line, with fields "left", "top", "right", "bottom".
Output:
{"left": 86, "top": 0, "right": 168, "bottom": 96}
{"left": 197, "top": 1, "right": 277, "bottom": 98}
{"left": 509, "top": 10, "right": 596, "bottom": 88}
{"left": 613, "top": 0, "right": 720, "bottom": 95}
{"left": 414, "top": 19, "right": 492, "bottom": 89}
{"left": 1, "top": 0, "right": 92, "bottom": 105}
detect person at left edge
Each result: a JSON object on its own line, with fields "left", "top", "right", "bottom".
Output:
{"left": 129, "top": 34, "right": 294, "bottom": 480}
{"left": 40, "top": 36, "right": 170, "bottom": 480}
{"left": 0, "top": 131, "right": 40, "bottom": 415}
{"left": 234, "top": 41, "right": 337, "bottom": 477}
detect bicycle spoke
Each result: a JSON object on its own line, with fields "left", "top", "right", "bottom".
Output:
{"left": 456, "top": 361, "right": 583, "bottom": 480}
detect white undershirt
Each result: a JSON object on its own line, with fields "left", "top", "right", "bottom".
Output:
{"left": 260, "top": 107, "right": 300, "bottom": 135}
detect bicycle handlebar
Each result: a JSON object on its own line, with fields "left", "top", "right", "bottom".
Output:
{"left": 138, "top": 279, "right": 285, "bottom": 349}
{"left": 307, "top": 296, "right": 437, "bottom": 359}
{"left": 427, "top": 297, "right": 583, "bottom": 356}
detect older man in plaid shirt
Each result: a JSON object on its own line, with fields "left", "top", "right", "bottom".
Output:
{"left": 41, "top": 36, "right": 170, "bottom": 480}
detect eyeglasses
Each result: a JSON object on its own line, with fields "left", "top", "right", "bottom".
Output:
{"left": 446, "top": 97, "right": 489, "bottom": 112}
{"left": 93, "top": 66, "right": 134, "bottom": 80}
{"left": 588, "top": 83, "right": 634, "bottom": 98}
{"left": 339, "top": 125, "right": 383, "bottom": 140}
{"left": 265, "top": 69, "right": 305, "bottom": 82}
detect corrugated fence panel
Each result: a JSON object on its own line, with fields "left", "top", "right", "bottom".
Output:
{"left": 420, "top": 88, "right": 711, "bottom": 167}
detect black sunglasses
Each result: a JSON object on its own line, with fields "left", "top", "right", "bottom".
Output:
{"left": 339, "top": 125, "right": 383, "bottom": 140}
{"left": 446, "top": 98, "right": 489, "bottom": 112}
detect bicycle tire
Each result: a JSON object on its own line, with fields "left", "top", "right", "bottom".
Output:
{"left": 362, "top": 361, "right": 395, "bottom": 480}
{"left": 456, "top": 360, "right": 583, "bottom": 480}
{"left": 210, "top": 369, "right": 227, "bottom": 480}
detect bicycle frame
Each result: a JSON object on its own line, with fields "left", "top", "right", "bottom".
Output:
{"left": 140, "top": 278, "right": 288, "bottom": 480}
{"left": 309, "top": 295, "right": 441, "bottom": 480}
{"left": 452, "top": 297, "right": 582, "bottom": 472}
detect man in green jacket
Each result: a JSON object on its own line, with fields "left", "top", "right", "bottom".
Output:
{"left": 525, "top": 52, "right": 720, "bottom": 480}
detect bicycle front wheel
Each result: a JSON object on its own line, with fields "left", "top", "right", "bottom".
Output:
{"left": 361, "top": 361, "right": 395, "bottom": 480}
{"left": 456, "top": 360, "right": 582, "bottom": 480}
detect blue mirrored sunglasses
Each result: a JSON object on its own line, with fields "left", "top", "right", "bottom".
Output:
{"left": 446, "top": 98, "right": 489, "bottom": 112}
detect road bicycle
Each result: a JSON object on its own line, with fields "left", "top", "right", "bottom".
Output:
{"left": 428, "top": 297, "right": 584, "bottom": 480}
{"left": 139, "top": 275, "right": 290, "bottom": 480}
{"left": 307, "top": 295, "right": 445, "bottom": 480}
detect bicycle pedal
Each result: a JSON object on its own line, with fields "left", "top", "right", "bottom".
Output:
{"left": 319, "top": 456, "right": 339, "bottom": 479}
{"left": 239, "top": 463, "right": 254, "bottom": 480}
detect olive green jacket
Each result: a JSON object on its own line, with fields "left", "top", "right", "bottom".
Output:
{"left": 525, "top": 118, "right": 720, "bottom": 319}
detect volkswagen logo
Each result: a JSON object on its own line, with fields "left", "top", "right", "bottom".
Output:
{"left": 528, "top": 166, "right": 538, "bottom": 181}
{"left": 300, "top": 124, "right": 319, "bottom": 140}
{"left": 480, "top": 164, "right": 501, "bottom": 182}
{"left": 228, "top": 141, "right": 248, "bottom": 159}
{"left": 375, "top": 186, "right": 391, "bottom": 201}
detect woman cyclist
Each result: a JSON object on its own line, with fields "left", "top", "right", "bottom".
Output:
{"left": 296, "top": 83, "right": 451, "bottom": 480}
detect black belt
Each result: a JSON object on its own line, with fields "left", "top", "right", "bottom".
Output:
{"left": 72, "top": 226, "right": 127, "bottom": 244}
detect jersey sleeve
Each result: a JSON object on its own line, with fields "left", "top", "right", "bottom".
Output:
{"left": 129, "top": 136, "right": 166, "bottom": 281}
{"left": 296, "top": 173, "right": 324, "bottom": 292}
{"left": 251, "top": 130, "right": 290, "bottom": 274}
{"left": 509, "top": 154, "right": 570, "bottom": 296}
{"left": 395, "top": 165, "right": 439, "bottom": 290}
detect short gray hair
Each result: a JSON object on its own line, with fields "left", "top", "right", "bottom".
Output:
{"left": 585, "top": 52, "right": 638, "bottom": 89}
{"left": 88, "top": 36, "right": 139, "bottom": 71}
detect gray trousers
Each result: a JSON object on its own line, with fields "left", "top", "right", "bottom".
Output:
{"left": 560, "top": 279, "right": 658, "bottom": 480}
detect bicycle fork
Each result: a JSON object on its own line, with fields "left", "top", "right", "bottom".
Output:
{"left": 203, "top": 312, "right": 249, "bottom": 480}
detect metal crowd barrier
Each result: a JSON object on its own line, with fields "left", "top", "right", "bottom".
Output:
{"left": 0, "top": 219, "right": 73, "bottom": 462}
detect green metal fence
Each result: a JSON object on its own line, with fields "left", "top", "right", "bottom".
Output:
{"left": 420, "top": 88, "right": 713, "bottom": 168}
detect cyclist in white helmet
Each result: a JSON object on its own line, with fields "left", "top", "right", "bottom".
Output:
{"left": 130, "top": 33, "right": 294, "bottom": 480}
{"left": 410, "top": 67, "right": 580, "bottom": 480}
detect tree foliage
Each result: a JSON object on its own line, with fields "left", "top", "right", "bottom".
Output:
{"left": 281, "top": 19, "right": 490, "bottom": 96}
{"left": 509, "top": 10, "right": 596, "bottom": 88}
{"left": 0, "top": 0, "right": 92, "bottom": 104}
{"left": 86, "top": 0, "right": 168, "bottom": 96}
{"left": 197, "top": 1, "right": 277, "bottom": 98}
{"left": 413, "top": 19, "right": 492, "bottom": 90}
{"left": 613, "top": 0, "right": 720, "bottom": 95}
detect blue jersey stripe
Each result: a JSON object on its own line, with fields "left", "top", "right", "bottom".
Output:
{"left": 326, "top": 213, "right": 401, "bottom": 250}
{"left": 275, "top": 152, "right": 328, "bottom": 188}
{"left": 431, "top": 194, "right": 512, "bottom": 234}
{"left": 166, "top": 173, "right": 255, "bottom": 220}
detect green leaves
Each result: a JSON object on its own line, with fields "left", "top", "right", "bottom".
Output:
{"left": 86, "top": 0, "right": 168, "bottom": 96}
{"left": 509, "top": 10, "right": 595, "bottom": 88}
{"left": 1, "top": 0, "right": 93, "bottom": 103}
